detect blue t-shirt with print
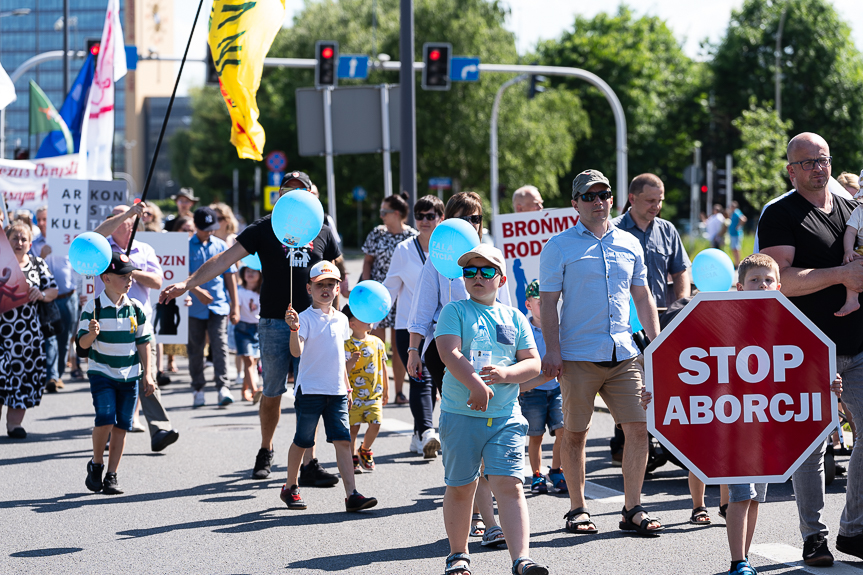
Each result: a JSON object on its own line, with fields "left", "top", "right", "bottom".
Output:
{"left": 435, "top": 299, "right": 535, "bottom": 418}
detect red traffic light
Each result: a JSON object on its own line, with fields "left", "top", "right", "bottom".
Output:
{"left": 429, "top": 49, "right": 441, "bottom": 61}
{"left": 701, "top": 185, "right": 708, "bottom": 193}
{"left": 90, "top": 43, "right": 100, "bottom": 56}
{"left": 321, "top": 47, "right": 333, "bottom": 59}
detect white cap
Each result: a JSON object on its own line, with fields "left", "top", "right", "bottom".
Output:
{"left": 309, "top": 260, "right": 341, "bottom": 282}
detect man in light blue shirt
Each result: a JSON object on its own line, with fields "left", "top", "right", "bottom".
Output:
{"left": 539, "top": 169, "right": 663, "bottom": 537}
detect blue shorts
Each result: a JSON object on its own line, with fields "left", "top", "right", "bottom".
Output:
{"left": 293, "top": 388, "right": 351, "bottom": 448}
{"left": 729, "top": 234, "right": 742, "bottom": 250}
{"left": 89, "top": 372, "right": 138, "bottom": 431}
{"left": 234, "top": 321, "right": 260, "bottom": 358}
{"left": 439, "top": 410, "right": 528, "bottom": 487}
{"left": 729, "top": 483, "right": 767, "bottom": 503}
{"left": 258, "top": 317, "right": 301, "bottom": 397}
{"left": 519, "top": 386, "right": 564, "bottom": 436}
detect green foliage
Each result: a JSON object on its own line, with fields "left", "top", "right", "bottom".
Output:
{"left": 731, "top": 98, "right": 794, "bottom": 210}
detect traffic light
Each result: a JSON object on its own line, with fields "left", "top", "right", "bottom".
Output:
{"left": 86, "top": 38, "right": 100, "bottom": 57}
{"left": 700, "top": 185, "right": 708, "bottom": 193}
{"left": 527, "top": 62, "right": 546, "bottom": 99}
{"left": 315, "top": 41, "right": 338, "bottom": 88}
{"left": 422, "top": 42, "right": 451, "bottom": 91}
{"left": 716, "top": 169, "right": 729, "bottom": 189}
{"left": 205, "top": 48, "right": 219, "bottom": 85}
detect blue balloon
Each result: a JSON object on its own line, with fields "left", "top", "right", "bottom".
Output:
{"left": 68, "top": 232, "right": 112, "bottom": 276}
{"left": 429, "top": 219, "right": 481, "bottom": 279}
{"left": 629, "top": 295, "right": 643, "bottom": 333}
{"left": 692, "top": 248, "right": 735, "bottom": 292}
{"left": 241, "top": 253, "right": 262, "bottom": 271}
{"left": 349, "top": 281, "right": 393, "bottom": 324}
{"left": 271, "top": 190, "right": 324, "bottom": 248}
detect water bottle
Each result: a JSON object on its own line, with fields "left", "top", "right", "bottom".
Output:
{"left": 470, "top": 320, "right": 493, "bottom": 372}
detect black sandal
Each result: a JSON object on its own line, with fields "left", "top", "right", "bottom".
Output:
{"left": 564, "top": 507, "right": 598, "bottom": 534}
{"left": 512, "top": 557, "right": 549, "bottom": 575}
{"left": 619, "top": 505, "right": 663, "bottom": 537}
{"left": 719, "top": 503, "right": 728, "bottom": 520}
{"left": 690, "top": 506, "right": 711, "bottom": 525}
{"left": 445, "top": 552, "right": 471, "bottom": 575}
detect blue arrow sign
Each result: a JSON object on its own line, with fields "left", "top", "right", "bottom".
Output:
{"left": 450, "top": 57, "right": 480, "bottom": 82}
{"left": 268, "top": 171, "right": 284, "bottom": 187}
{"left": 429, "top": 177, "right": 452, "bottom": 189}
{"left": 352, "top": 186, "right": 367, "bottom": 201}
{"left": 337, "top": 55, "right": 370, "bottom": 79}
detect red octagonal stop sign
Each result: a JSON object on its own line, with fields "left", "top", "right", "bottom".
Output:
{"left": 646, "top": 291, "right": 837, "bottom": 484}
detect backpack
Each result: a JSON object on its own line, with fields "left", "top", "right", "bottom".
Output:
{"left": 75, "top": 297, "right": 102, "bottom": 359}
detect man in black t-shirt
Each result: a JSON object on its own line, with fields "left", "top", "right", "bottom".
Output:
{"left": 160, "top": 171, "right": 347, "bottom": 485}
{"left": 759, "top": 132, "right": 863, "bottom": 566}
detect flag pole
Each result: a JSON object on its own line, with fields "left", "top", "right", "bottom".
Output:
{"left": 127, "top": 0, "right": 205, "bottom": 255}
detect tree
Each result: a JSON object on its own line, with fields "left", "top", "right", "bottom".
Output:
{"left": 709, "top": 0, "right": 863, "bottom": 175}
{"left": 732, "top": 98, "right": 794, "bottom": 210}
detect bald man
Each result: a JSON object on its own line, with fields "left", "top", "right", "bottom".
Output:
{"left": 759, "top": 132, "right": 863, "bottom": 565}
{"left": 512, "top": 185, "right": 544, "bottom": 213}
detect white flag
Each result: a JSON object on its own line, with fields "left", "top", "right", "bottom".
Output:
{"left": 0, "top": 63, "right": 16, "bottom": 110}
{"left": 82, "top": 0, "right": 127, "bottom": 180}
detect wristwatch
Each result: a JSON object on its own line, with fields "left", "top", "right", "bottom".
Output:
{"left": 407, "top": 347, "right": 419, "bottom": 353}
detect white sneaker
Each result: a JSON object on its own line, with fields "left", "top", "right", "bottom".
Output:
{"left": 235, "top": 373, "right": 244, "bottom": 385}
{"left": 218, "top": 387, "right": 234, "bottom": 406}
{"left": 409, "top": 433, "right": 422, "bottom": 454}
{"left": 192, "top": 390, "right": 206, "bottom": 408}
{"left": 421, "top": 429, "right": 440, "bottom": 459}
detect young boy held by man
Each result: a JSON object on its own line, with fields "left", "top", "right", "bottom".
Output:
{"left": 343, "top": 304, "right": 389, "bottom": 473}
{"left": 435, "top": 244, "right": 548, "bottom": 575}
{"left": 282, "top": 261, "right": 378, "bottom": 512}
{"left": 79, "top": 253, "right": 156, "bottom": 495}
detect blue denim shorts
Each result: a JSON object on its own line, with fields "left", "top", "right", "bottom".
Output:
{"left": 234, "top": 321, "right": 260, "bottom": 358}
{"left": 293, "top": 388, "right": 351, "bottom": 448}
{"left": 519, "top": 386, "right": 564, "bottom": 436}
{"left": 439, "top": 411, "right": 528, "bottom": 487}
{"left": 258, "top": 317, "right": 300, "bottom": 397}
{"left": 89, "top": 372, "right": 138, "bottom": 431}
{"left": 729, "top": 482, "right": 767, "bottom": 503}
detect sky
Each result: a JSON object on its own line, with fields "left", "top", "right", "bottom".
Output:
{"left": 174, "top": 0, "right": 863, "bottom": 93}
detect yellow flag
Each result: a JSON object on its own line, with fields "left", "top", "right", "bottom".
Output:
{"left": 208, "top": 0, "right": 285, "bottom": 161}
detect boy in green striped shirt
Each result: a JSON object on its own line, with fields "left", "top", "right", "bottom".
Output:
{"left": 78, "top": 252, "right": 155, "bottom": 495}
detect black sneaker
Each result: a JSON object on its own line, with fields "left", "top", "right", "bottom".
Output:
{"left": 280, "top": 484, "right": 307, "bottom": 510}
{"left": 345, "top": 490, "right": 378, "bottom": 512}
{"left": 85, "top": 459, "right": 104, "bottom": 492}
{"left": 252, "top": 448, "right": 274, "bottom": 479}
{"left": 803, "top": 533, "right": 834, "bottom": 566}
{"left": 298, "top": 458, "right": 339, "bottom": 487}
{"left": 837, "top": 533, "right": 863, "bottom": 559}
{"left": 102, "top": 472, "right": 123, "bottom": 495}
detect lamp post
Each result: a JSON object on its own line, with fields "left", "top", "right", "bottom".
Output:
{"left": 0, "top": 8, "right": 32, "bottom": 159}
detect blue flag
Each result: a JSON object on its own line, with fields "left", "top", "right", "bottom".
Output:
{"left": 36, "top": 54, "right": 95, "bottom": 158}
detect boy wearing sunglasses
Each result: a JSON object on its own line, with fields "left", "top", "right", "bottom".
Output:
{"left": 434, "top": 244, "right": 547, "bottom": 575}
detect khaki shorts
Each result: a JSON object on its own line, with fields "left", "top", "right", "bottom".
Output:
{"left": 559, "top": 357, "right": 646, "bottom": 432}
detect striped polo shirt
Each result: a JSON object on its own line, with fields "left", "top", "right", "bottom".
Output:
{"left": 78, "top": 292, "right": 153, "bottom": 383}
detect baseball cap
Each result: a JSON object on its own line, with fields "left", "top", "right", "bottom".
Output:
{"left": 193, "top": 206, "right": 220, "bottom": 232}
{"left": 279, "top": 171, "right": 313, "bottom": 191}
{"left": 103, "top": 252, "right": 139, "bottom": 275}
{"left": 572, "top": 169, "right": 610, "bottom": 199}
{"left": 309, "top": 260, "right": 341, "bottom": 283}
{"left": 171, "top": 187, "right": 200, "bottom": 202}
{"left": 525, "top": 280, "right": 540, "bottom": 299}
{"left": 457, "top": 244, "right": 506, "bottom": 276}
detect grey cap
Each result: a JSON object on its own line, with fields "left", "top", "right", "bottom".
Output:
{"left": 572, "top": 169, "right": 610, "bottom": 199}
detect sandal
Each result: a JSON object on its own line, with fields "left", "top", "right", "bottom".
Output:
{"left": 445, "top": 552, "right": 471, "bottom": 575}
{"left": 619, "top": 505, "right": 664, "bottom": 537}
{"left": 690, "top": 506, "right": 711, "bottom": 525}
{"left": 564, "top": 507, "right": 598, "bottom": 534}
{"left": 395, "top": 392, "right": 409, "bottom": 404}
{"left": 719, "top": 503, "right": 728, "bottom": 520}
{"left": 481, "top": 525, "right": 507, "bottom": 547}
{"left": 469, "top": 513, "right": 485, "bottom": 537}
{"left": 512, "top": 557, "right": 549, "bottom": 575}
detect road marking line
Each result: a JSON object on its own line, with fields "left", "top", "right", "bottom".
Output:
{"left": 584, "top": 481, "right": 625, "bottom": 503}
{"left": 381, "top": 418, "right": 414, "bottom": 433}
{"left": 751, "top": 543, "right": 862, "bottom": 574}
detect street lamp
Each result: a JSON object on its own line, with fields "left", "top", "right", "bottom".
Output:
{"left": 0, "top": 9, "right": 32, "bottom": 17}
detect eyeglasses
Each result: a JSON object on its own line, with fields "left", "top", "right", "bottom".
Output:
{"left": 414, "top": 212, "right": 439, "bottom": 221}
{"left": 578, "top": 190, "right": 614, "bottom": 202}
{"left": 788, "top": 156, "right": 832, "bottom": 171}
{"left": 459, "top": 214, "right": 483, "bottom": 225}
{"left": 462, "top": 266, "right": 499, "bottom": 279}
{"left": 142, "top": 211, "right": 153, "bottom": 218}
{"left": 217, "top": 216, "right": 226, "bottom": 222}
{"left": 379, "top": 209, "right": 396, "bottom": 217}
{"left": 281, "top": 186, "right": 309, "bottom": 194}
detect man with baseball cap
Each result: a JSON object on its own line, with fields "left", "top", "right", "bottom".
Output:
{"left": 539, "top": 169, "right": 663, "bottom": 537}
{"left": 164, "top": 188, "right": 200, "bottom": 232}
{"left": 160, "top": 170, "right": 346, "bottom": 486}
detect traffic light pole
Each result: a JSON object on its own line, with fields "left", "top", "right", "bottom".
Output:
{"left": 380, "top": 84, "right": 393, "bottom": 197}
{"left": 322, "top": 86, "right": 337, "bottom": 229}
{"left": 490, "top": 74, "right": 529, "bottom": 219}
{"left": 689, "top": 145, "right": 701, "bottom": 251}
{"left": 399, "top": 0, "right": 417, "bottom": 226}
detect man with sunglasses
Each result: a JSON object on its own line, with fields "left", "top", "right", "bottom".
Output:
{"left": 539, "top": 169, "right": 663, "bottom": 537}
{"left": 759, "top": 132, "right": 863, "bottom": 565}
{"left": 160, "top": 170, "right": 347, "bottom": 486}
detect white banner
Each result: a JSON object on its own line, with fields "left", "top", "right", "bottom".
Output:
{"left": 493, "top": 208, "right": 579, "bottom": 315}
{"left": 0, "top": 62, "right": 16, "bottom": 110}
{"left": 45, "top": 178, "right": 127, "bottom": 257}
{"left": 0, "top": 155, "right": 84, "bottom": 216}
{"left": 138, "top": 232, "right": 189, "bottom": 345}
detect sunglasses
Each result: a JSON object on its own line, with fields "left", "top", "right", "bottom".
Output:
{"left": 459, "top": 214, "right": 483, "bottom": 225}
{"left": 578, "top": 190, "right": 614, "bottom": 202}
{"left": 380, "top": 208, "right": 396, "bottom": 217}
{"left": 414, "top": 212, "right": 439, "bottom": 221}
{"left": 462, "top": 266, "right": 499, "bottom": 279}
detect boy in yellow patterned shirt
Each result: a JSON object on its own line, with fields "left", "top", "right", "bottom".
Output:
{"left": 343, "top": 305, "right": 389, "bottom": 472}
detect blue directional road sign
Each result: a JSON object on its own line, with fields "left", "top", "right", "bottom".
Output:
{"left": 268, "top": 171, "right": 284, "bottom": 187}
{"left": 429, "top": 177, "right": 452, "bottom": 189}
{"left": 353, "top": 186, "right": 367, "bottom": 201}
{"left": 337, "top": 55, "right": 370, "bottom": 79}
{"left": 450, "top": 57, "right": 480, "bottom": 82}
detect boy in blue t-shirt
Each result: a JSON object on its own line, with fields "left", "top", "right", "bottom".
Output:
{"left": 435, "top": 244, "right": 548, "bottom": 575}
{"left": 518, "top": 280, "right": 567, "bottom": 495}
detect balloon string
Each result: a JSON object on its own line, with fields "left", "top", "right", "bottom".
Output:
{"left": 289, "top": 248, "right": 294, "bottom": 308}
